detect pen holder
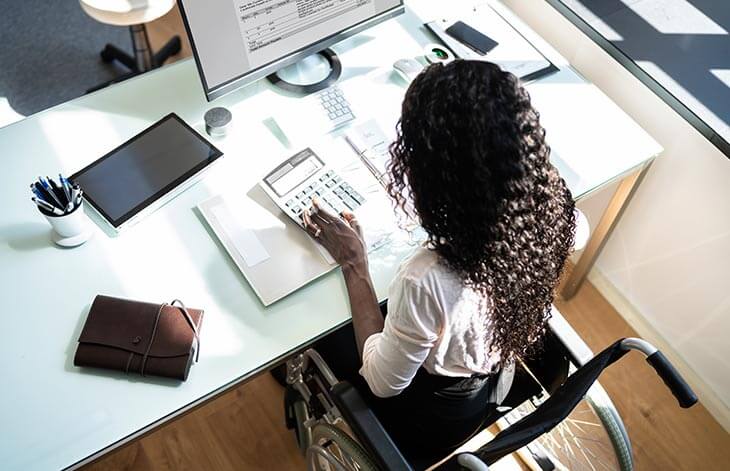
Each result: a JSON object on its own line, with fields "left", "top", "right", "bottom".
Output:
{"left": 40, "top": 202, "right": 92, "bottom": 247}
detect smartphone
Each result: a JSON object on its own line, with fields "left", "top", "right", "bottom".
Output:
{"left": 445, "top": 21, "right": 499, "bottom": 55}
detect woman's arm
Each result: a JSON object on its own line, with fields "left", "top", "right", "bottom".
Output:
{"left": 359, "top": 281, "right": 440, "bottom": 397}
{"left": 303, "top": 199, "right": 440, "bottom": 398}
{"left": 303, "top": 198, "right": 382, "bottom": 357}
{"left": 342, "top": 260, "right": 383, "bottom": 358}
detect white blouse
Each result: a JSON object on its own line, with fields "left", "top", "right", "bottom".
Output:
{"left": 359, "top": 247, "right": 499, "bottom": 398}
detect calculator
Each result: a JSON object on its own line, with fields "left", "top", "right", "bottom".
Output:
{"left": 261, "top": 147, "right": 366, "bottom": 228}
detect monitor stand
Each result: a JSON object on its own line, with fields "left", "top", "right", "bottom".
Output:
{"left": 267, "top": 48, "right": 341, "bottom": 94}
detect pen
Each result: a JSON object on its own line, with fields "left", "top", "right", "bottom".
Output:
{"left": 39, "top": 176, "right": 64, "bottom": 208}
{"left": 61, "top": 176, "right": 74, "bottom": 212}
{"left": 70, "top": 186, "right": 80, "bottom": 207}
{"left": 32, "top": 197, "right": 64, "bottom": 216}
{"left": 30, "top": 185, "right": 48, "bottom": 204}
{"left": 47, "top": 176, "right": 69, "bottom": 207}
{"left": 32, "top": 182, "right": 60, "bottom": 209}
{"left": 60, "top": 174, "right": 72, "bottom": 205}
{"left": 74, "top": 189, "right": 83, "bottom": 207}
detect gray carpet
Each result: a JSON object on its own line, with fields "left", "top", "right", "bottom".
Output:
{"left": 0, "top": 0, "right": 131, "bottom": 116}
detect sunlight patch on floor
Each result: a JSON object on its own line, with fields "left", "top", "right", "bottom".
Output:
{"left": 0, "top": 97, "right": 24, "bottom": 128}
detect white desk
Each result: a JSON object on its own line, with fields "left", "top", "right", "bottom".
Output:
{"left": 0, "top": 2, "right": 661, "bottom": 469}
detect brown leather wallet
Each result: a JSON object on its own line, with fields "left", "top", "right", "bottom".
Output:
{"left": 74, "top": 295, "right": 203, "bottom": 381}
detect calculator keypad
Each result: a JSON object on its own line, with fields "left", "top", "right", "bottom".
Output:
{"left": 285, "top": 170, "right": 365, "bottom": 224}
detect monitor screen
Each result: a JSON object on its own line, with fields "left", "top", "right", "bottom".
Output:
{"left": 179, "top": 0, "right": 403, "bottom": 100}
{"left": 71, "top": 114, "right": 223, "bottom": 228}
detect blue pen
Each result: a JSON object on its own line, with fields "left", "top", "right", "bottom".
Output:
{"left": 32, "top": 182, "right": 59, "bottom": 209}
{"left": 60, "top": 174, "right": 72, "bottom": 202}
{"left": 47, "top": 176, "right": 68, "bottom": 207}
{"left": 39, "top": 176, "right": 64, "bottom": 208}
{"left": 33, "top": 188, "right": 51, "bottom": 206}
{"left": 60, "top": 175, "right": 74, "bottom": 212}
{"left": 30, "top": 184, "right": 47, "bottom": 203}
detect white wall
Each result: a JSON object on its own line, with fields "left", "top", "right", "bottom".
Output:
{"left": 500, "top": 0, "right": 730, "bottom": 428}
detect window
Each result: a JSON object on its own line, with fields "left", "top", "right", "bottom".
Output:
{"left": 549, "top": 0, "right": 730, "bottom": 158}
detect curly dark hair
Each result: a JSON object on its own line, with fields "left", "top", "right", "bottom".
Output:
{"left": 387, "top": 60, "right": 576, "bottom": 364}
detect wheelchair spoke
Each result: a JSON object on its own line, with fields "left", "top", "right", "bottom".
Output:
{"left": 307, "top": 444, "right": 349, "bottom": 471}
{"left": 510, "top": 395, "right": 625, "bottom": 471}
{"left": 569, "top": 418, "right": 603, "bottom": 428}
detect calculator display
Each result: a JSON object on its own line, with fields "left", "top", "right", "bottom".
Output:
{"left": 265, "top": 148, "right": 324, "bottom": 197}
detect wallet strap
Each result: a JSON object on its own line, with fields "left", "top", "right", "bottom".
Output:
{"left": 171, "top": 299, "right": 201, "bottom": 363}
{"left": 125, "top": 300, "right": 201, "bottom": 377}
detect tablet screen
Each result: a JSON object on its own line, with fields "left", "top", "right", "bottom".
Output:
{"left": 71, "top": 114, "right": 223, "bottom": 228}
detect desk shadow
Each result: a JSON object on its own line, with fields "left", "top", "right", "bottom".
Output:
{"left": 63, "top": 302, "right": 183, "bottom": 388}
{"left": 0, "top": 222, "right": 53, "bottom": 252}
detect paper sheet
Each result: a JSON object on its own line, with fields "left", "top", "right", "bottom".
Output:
{"left": 211, "top": 203, "right": 270, "bottom": 267}
{"left": 345, "top": 119, "right": 392, "bottom": 181}
{"left": 426, "top": 5, "right": 555, "bottom": 81}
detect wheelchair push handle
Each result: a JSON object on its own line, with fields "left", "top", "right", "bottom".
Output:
{"left": 646, "top": 351, "right": 698, "bottom": 408}
{"left": 620, "top": 338, "right": 698, "bottom": 408}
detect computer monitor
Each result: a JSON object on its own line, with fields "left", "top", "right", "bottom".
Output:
{"left": 178, "top": 0, "right": 405, "bottom": 101}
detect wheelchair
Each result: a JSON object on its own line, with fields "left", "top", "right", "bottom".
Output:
{"left": 282, "top": 307, "right": 697, "bottom": 470}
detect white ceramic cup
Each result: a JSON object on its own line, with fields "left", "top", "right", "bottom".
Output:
{"left": 41, "top": 202, "right": 92, "bottom": 247}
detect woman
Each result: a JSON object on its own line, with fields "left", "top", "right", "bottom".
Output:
{"left": 302, "top": 60, "right": 576, "bottom": 463}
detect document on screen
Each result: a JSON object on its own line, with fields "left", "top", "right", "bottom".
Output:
{"left": 232, "top": 0, "right": 393, "bottom": 68}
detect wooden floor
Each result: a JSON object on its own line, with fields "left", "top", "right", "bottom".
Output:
{"left": 85, "top": 373, "right": 304, "bottom": 471}
{"left": 83, "top": 7, "right": 730, "bottom": 471}
{"left": 554, "top": 282, "right": 730, "bottom": 470}
{"left": 84, "top": 275, "right": 730, "bottom": 471}
{"left": 145, "top": 7, "right": 192, "bottom": 63}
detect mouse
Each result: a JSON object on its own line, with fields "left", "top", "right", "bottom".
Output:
{"left": 393, "top": 58, "right": 425, "bottom": 83}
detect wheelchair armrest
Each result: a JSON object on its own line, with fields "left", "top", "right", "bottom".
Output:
{"left": 548, "top": 306, "right": 594, "bottom": 366}
{"left": 330, "top": 382, "right": 413, "bottom": 471}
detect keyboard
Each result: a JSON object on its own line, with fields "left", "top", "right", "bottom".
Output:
{"left": 285, "top": 169, "right": 365, "bottom": 225}
{"left": 273, "top": 85, "right": 356, "bottom": 139}
{"left": 313, "top": 85, "right": 355, "bottom": 130}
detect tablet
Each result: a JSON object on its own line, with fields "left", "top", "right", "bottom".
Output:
{"left": 71, "top": 113, "right": 223, "bottom": 229}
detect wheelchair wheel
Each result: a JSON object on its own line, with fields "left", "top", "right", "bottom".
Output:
{"left": 503, "top": 382, "right": 632, "bottom": 471}
{"left": 293, "top": 398, "right": 314, "bottom": 452}
{"left": 585, "top": 383, "right": 633, "bottom": 470}
{"left": 306, "top": 422, "right": 379, "bottom": 471}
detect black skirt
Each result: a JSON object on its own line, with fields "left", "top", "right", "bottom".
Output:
{"left": 313, "top": 320, "right": 498, "bottom": 468}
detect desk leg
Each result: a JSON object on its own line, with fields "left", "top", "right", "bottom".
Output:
{"left": 561, "top": 162, "right": 652, "bottom": 300}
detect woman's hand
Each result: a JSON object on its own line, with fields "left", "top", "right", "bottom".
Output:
{"left": 302, "top": 197, "right": 367, "bottom": 269}
{"left": 304, "top": 199, "right": 380, "bottom": 358}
